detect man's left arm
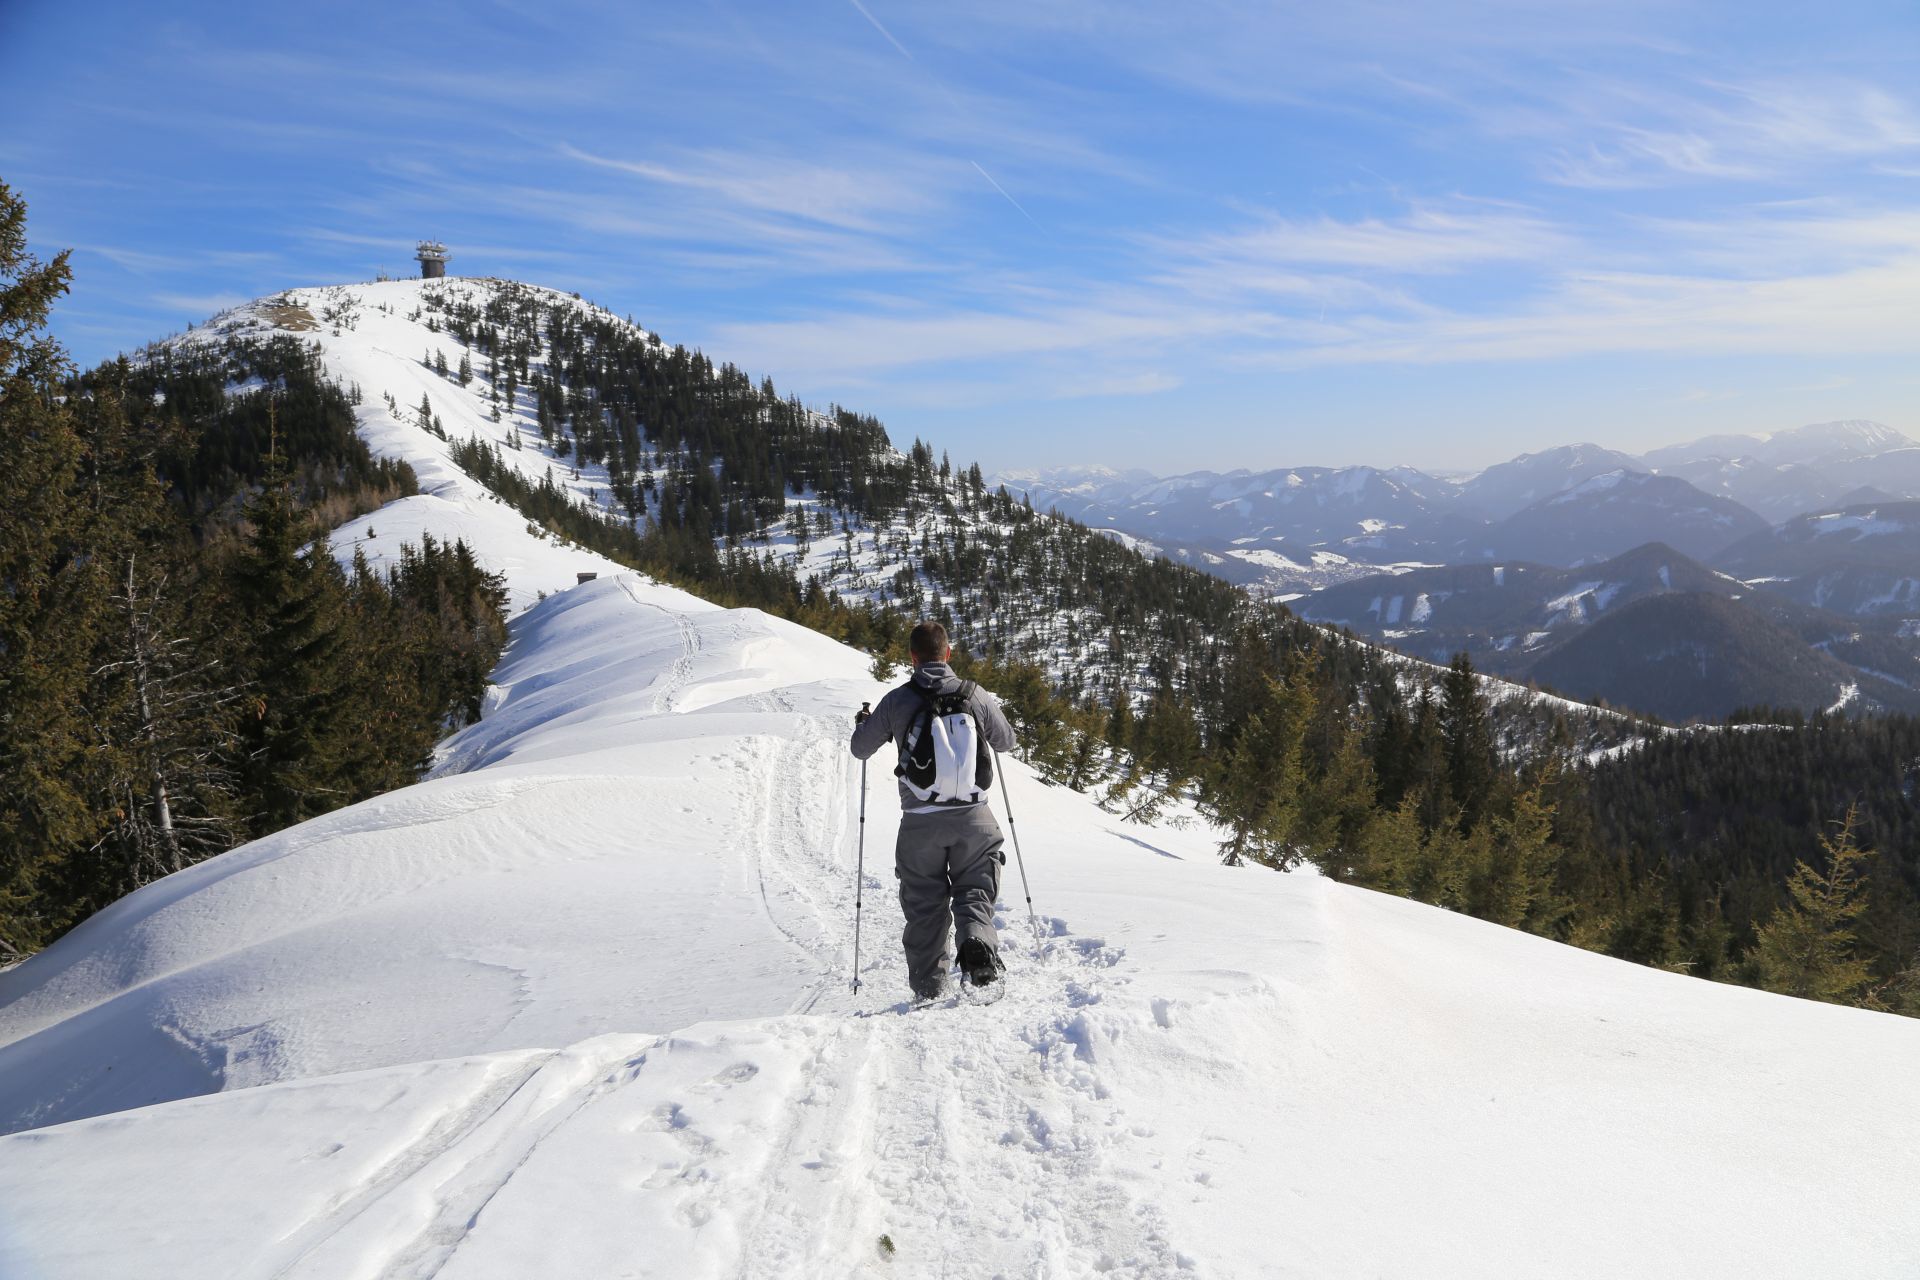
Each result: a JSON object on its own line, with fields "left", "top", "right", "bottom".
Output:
{"left": 975, "top": 690, "right": 1018, "bottom": 753}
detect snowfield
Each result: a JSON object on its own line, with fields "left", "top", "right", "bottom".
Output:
{"left": 3, "top": 279, "right": 1916, "bottom": 1277}
{"left": 2, "top": 573, "right": 1918, "bottom": 1278}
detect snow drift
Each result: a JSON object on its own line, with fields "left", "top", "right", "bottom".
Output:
{"left": 1, "top": 279, "right": 1915, "bottom": 1278}
{"left": 2, "top": 572, "right": 1917, "bottom": 1279}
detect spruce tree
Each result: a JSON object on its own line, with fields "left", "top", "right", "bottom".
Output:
{"left": 1440, "top": 654, "right": 1497, "bottom": 833}
{"left": 1353, "top": 796, "right": 1425, "bottom": 896}
{"left": 1752, "top": 808, "right": 1876, "bottom": 1004}
{"left": 1206, "top": 663, "right": 1315, "bottom": 868}
{"left": 225, "top": 430, "right": 354, "bottom": 834}
{"left": 1477, "top": 773, "right": 1562, "bottom": 932}
{"left": 1301, "top": 711, "right": 1379, "bottom": 881}
{"left": 0, "top": 182, "right": 92, "bottom": 953}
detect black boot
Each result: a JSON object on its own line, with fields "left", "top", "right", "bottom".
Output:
{"left": 958, "top": 937, "right": 1003, "bottom": 988}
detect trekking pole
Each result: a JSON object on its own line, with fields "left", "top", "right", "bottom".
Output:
{"left": 993, "top": 749, "right": 1046, "bottom": 958}
{"left": 852, "top": 756, "right": 868, "bottom": 993}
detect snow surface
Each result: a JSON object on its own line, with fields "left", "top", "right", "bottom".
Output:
{"left": 181, "top": 280, "right": 642, "bottom": 611}
{"left": 13, "top": 278, "right": 1910, "bottom": 1277}
{"left": 1543, "top": 466, "right": 1638, "bottom": 505}
{"left": 3, "top": 574, "right": 1920, "bottom": 1278}
{"left": 1225, "top": 547, "right": 1308, "bottom": 573}
{"left": 1807, "top": 510, "right": 1907, "bottom": 539}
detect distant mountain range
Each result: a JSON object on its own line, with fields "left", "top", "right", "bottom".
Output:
{"left": 996, "top": 425, "right": 1920, "bottom": 599}
{"left": 1299, "top": 539, "right": 1920, "bottom": 721}
{"left": 994, "top": 423, "right": 1920, "bottom": 721}
{"left": 994, "top": 423, "right": 1920, "bottom": 594}
{"left": 1718, "top": 501, "right": 1920, "bottom": 618}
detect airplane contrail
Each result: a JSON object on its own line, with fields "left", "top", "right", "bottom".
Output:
{"left": 970, "top": 160, "right": 1042, "bottom": 231}
{"left": 844, "top": 0, "right": 1045, "bottom": 234}
{"left": 847, "top": 0, "right": 915, "bottom": 61}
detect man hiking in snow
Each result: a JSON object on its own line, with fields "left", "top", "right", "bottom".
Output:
{"left": 850, "top": 621, "right": 1018, "bottom": 1001}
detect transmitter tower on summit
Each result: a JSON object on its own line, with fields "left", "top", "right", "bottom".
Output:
{"left": 415, "top": 241, "right": 450, "bottom": 279}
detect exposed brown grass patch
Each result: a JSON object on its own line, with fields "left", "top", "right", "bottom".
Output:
{"left": 258, "top": 300, "right": 319, "bottom": 331}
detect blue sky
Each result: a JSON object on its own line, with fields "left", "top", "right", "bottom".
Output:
{"left": 4, "top": 0, "right": 1918, "bottom": 473}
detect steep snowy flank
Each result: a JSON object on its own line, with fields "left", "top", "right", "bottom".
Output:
{"left": 171, "top": 280, "right": 639, "bottom": 610}
{"left": 2, "top": 575, "right": 1917, "bottom": 1279}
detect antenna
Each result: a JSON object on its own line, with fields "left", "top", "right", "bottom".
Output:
{"left": 415, "top": 240, "right": 450, "bottom": 279}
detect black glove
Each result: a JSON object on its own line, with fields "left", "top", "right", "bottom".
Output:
{"left": 854, "top": 702, "right": 872, "bottom": 724}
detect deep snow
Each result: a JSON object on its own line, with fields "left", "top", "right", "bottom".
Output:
{"left": 0, "top": 280, "right": 1915, "bottom": 1278}
{"left": 2, "top": 573, "right": 1918, "bottom": 1278}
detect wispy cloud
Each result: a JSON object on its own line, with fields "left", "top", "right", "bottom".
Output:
{"left": 77, "top": 244, "right": 282, "bottom": 275}
{"left": 1154, "top": 203, "right": 1570, "bottom": 278}
{"left": 149, "top": 291, "right": 250, "bottom": 317}
{"left": 969, "top": 160, "right": 1043, "bottom": 230}
{"left": 1271, "top": 256, "right": 1920, "bottom": 368}
{"left": 712, "top": 290, "right": 1286, "bottom": 380}
{"left": 1535, "top": 78, "right": 1920, "bottom": 188}
{"left": 557, "top": 142, "right": 946, "bottom": 232}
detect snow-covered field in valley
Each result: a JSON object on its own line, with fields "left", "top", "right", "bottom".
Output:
{"left": 2, "top": 570, "right": 1918, "bottom": 1279}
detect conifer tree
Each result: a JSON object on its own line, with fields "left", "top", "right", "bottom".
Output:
{"left": 226, "top": 428, "right": 354, "bottom": 834}
{"left": 1752, "top": 808, "right": 1876, "bottom": 1004}
{"left": 83, "top": 551, "right": 244, "bottom": 894}
{"left": 1353, "top": 796, "right": 1425, "bottom": 896}
{"left": 1441, "top": 654, "right": 1497, "bottom": 833}
{"left": 1477, "top": 773, "right": 1562, "bottom": 931}
{"left": 0, "top": 182, "right": 91, "bottom": 953}
{"left": 1206, "top": 662, "right": 1315, "bottom": 868}
{"left": 1301, "top": 711, "right": 1379, "bottom": 881}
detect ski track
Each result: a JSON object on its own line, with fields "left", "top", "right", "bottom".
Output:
{"left": 725, "top": 653, "right": 1191, "bottom": 1275}
{"left": 0, "top": 587, "right": 1194, "bottom": 1276}
{"left": 272, "top": 596, "right": 1192, "bottom": 1277}
{"left": 617, "top": 578, "right": 701, "bottom": 715}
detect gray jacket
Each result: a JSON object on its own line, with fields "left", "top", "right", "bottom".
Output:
{"left": 850, "top": 662, "right": 1017, "bottom": 808}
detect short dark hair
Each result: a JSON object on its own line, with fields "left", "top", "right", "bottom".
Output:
{"left": 909, "top": 620, "right": 949, "bottom": 662}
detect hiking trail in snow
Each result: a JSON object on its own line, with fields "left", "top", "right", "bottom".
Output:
{"left": 4, "top": 574, "right": 1916, "bottom": 1279}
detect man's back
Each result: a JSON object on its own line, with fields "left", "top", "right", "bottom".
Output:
{"left": 849, "top": 661, "right": 1017, "bottom": 808}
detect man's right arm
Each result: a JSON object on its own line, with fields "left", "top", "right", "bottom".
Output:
{"left": 850, "top": 690, "right": 898, "bottom": 760}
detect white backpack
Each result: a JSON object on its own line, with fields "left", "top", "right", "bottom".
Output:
{"left": 896, "top": 681, "right": 992, "bottom": 804}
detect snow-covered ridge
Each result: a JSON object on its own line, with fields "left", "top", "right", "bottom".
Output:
{"left": 161, "top": 277, "right": 1623, "bottom": 727}
{"left": 3, "top": 574, "right": 1918, "bottom": 1278}
{"left": 169, "top": 279, "right": 647, "bottom": 611}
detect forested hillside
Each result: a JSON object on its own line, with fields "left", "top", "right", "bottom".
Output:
{"left": 0, "top": 186, "right": 508, "bottom": 955}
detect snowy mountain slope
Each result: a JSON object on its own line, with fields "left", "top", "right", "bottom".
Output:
{"left": 1474, "top": 471, "right": 1769, "bottom": 566}
{"left": 1645, "top": 420, "right": 1917, "bottom": 471}
{"left": 1642, "top": 422, "right": 1920, "bottom": 522}
{"left": 173, "top": 280, "right": 1245, "bottom": 712}
{"left": 1716, "top": 502, "right": 1920, "bottom": 620}
{"left": 4, "top": 574, "right": 1920, "bottom": 1278}
{"left": 178, "top": 280, "right": 637, "bottom": 610}
{"left": 991, "top": 463, "right": 1473, "bottom": 595}
{"left": 999, "top": 428, "right": 1920, "bottom": 600}
{"left": 1652, "top": 456, "right": 1842, "bottom": 524}
{"left": 1453, "top": 443, "right": 1649, "bottom": 521}
{"left": 1299, "top": 542, "right": 1920, "bottom": 719}
{"left": 164, "top": 278, "right": 1632, "bottom": 750}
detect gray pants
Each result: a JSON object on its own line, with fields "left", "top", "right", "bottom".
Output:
{"left": 896, "top": 804, "right": 1004, "bottom": 990}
